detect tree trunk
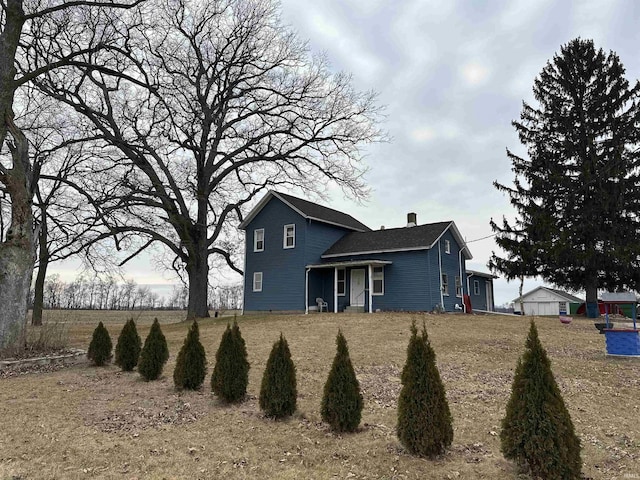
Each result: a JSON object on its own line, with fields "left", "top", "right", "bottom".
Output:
{"left": 0, "top": 245, "right": 33, "bottom": 349}
{"left": 186, "top": 239, "right": 210, "bottom": 320}
{"left": 32, "top": 212, "right": 48, "bottom": 326}
{"left": 186, "top": 259, "right": 210, "bottom": 319}
{"left": 519, "top": 275, "right": 524, "bottom": 316}
{"left": 585, "top": 282, "right": 598, "bottom": 319}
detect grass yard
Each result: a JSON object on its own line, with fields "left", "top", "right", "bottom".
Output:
{"left": 1, "top": 311, "right": 639, "bottom": 479}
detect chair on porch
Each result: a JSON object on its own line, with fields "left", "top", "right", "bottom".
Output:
{"left": 316, "top": 297, "right": 328, "bottom": 312}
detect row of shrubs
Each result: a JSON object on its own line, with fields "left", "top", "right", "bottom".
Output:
{"left": 88, "top": 318, "right": 582, "bottom": 479}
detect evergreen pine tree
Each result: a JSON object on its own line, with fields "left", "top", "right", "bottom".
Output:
{"left": 491, "top": 38, "right": 640, "bottom": 317}
{"left": 397, "top": 320, "right": 452, "bottom": 457}
{"left": 501, "top": 321, "right": 582, "bottom": 479}
{"left": 320, "top": 330, "right": 363, "bottom": 432}
{"left": 173, "top": 320, "right": 207, "bottom": 390}
{"left": 211, "top": 319, "right": 250, "bottom": 403}
{"left": 138, "top": 318, "right": 170, "bottom": 381}
{"left": 115, "top": 318, "right": 142, "bottom": 371}
{"left": 87, "top": 321, "right": 113, "bottom": 366}
{"left": 259, "top": 333, "right": 297, "bottom": 418}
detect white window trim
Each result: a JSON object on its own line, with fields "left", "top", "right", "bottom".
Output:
{"left": 283, "top": 224, "right": 295, "bottom": 249}
{"left": 372, "top": 266, "right": 384, "bottom": 296}
{"left": 253, "top": 272, "right": 263, "bottom": 292}
{"left": 474, "top": 280, "right": 480, "bottom": 296}
{"left": 337, "top": 268, "right": 346, "bottom": 296}
{"left": 455, "top": 275, "right": 462, "bottom": 298}
{"left": 444, "top": 239, "right": 451, "bottom": 254}
{"left": 254, "top": 228, "right": 264, "bottom": 252}
{"left": 442, "top": 273, "right": 449, "bottom": 296}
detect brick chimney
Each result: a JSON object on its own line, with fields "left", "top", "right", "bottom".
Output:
{"left": 407, "top": 212, "right": 417, "bottom": 227}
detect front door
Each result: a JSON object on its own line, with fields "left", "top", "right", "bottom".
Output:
{"left": 350, "top": 269, "right": 366, "bottom": 306}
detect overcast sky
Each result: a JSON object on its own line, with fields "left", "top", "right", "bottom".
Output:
{"left": 49, "top": 0, "right": 640, "bottom": 306}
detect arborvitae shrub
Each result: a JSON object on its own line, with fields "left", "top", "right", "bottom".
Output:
{"left": 173, "top": 320, "right": 207, "bottom": 390}
{"left": 211, "top": 319, "right": 250, "bottom": 403}
{"left": 397, "top": 320, "right": 452, "bottom": 457}
{"left": 115, "top": 318, "right": 142, "bottom": 371}
{"left": 320, "top": 330, "right": 363, "bottom": 432}
{"left": 259, "top": 334, "right": 297, "bottom": 418}
{"left": 87, "top": 321, "right": 113, "bottom": 366}
{"left": 501, "top": 321, "right": 582, "bottom": 479}
{"left": 138, "top": 318, "right": 169, "bottom": 381}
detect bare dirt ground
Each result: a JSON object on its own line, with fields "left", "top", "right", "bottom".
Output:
{"left": 1, "top": 311, "right": 639, "bottom": 479}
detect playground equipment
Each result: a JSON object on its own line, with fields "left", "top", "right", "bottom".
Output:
{"left": 601, "top": 292, "right": 640, "bottom": 357}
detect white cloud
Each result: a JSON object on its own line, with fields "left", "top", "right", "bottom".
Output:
{"left": 410, "top": 126, "right": 436, "bottom": 142}
{"left": 460, "top": 62, "right": 490, "bottom": 86}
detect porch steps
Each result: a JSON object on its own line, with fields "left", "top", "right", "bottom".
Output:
{"left": 344, "top": 306, "right": 365, "bottom": 313}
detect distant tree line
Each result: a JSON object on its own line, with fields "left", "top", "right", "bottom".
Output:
{"left": 28, "top": 275, "right": 242, "bottom": 312}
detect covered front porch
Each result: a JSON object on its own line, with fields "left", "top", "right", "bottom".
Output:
{"left": 305, "top": 260, "right": 392, "bottom": 314}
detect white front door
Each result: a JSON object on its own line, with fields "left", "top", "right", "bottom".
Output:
{"left": 350, "top": 269, "right": 366, "bottom": 306}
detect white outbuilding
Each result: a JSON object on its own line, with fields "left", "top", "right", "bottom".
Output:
{"left": 512, "top": 286, "right": 583, "bottom": 316}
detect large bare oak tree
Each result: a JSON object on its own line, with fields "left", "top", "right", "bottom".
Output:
{"left": 36, "top": 0, "right": 383, "bottom": 319}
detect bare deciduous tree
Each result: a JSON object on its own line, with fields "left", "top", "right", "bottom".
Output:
{"left": 0, "top": 0, "right": 142, "bottom": 348}
{"left": 36, "top": 0, "right": 383, "bottom": 319}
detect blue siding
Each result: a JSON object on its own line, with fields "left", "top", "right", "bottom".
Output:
{"left": 469, "top": 275, "right": 494, "bottom": 311}
{"left": 243, "top": 199, "right": 306, "bottom": 311}
{"left": 436, "top": 229, "right": 468, "bottom": 312}
{"left": 243, "top": 197, "right": 354, "bottom": 311}
{"left": 244, "top": 201, "right": 471, "bottom": 313}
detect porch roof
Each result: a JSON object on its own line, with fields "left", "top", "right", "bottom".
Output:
{"left": 306, "top": 259, "right": 392, "bottom": 269}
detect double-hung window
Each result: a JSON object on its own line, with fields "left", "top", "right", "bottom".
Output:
{"left": 372, "top": 266, "right": 384, "bottom": 295}
{"left": 253, "top": 272, "right": 263, "bottom": 292}
{"left": 441, "top": 273, "right": 449, "bottom": 295}
{"left": 473, "top": 280, "right": 480, "bottom": 295}
{"left": 283, "top": 224, "right": 295, "bottom": 249}
{"left": 455, "top": 276, "right": 462, "bottom": 297}
{"left": 337, "top": 269, "right": 346, "bottom": 296}
{"left": 254, "top": 228, "right": 264, "bottom": 252}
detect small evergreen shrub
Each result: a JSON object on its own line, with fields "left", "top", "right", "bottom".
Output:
{"left": 173, "top": 320, "right": 207, "bottom": 390}
{"left": 211, "top": 319, "right": 250, "bottom": 403}
{"left": 87, "top": 321, "right": 113, "bottom": 367}
{"left": 397, "top": 320, "right": 452, "bottom": 457}
{"left": 138, "top": 318, "right": 169, "bottom": 381}
{"left": 320, "top": 330, "right": 363, "bottom": 432}
{"left": 115, "top": 318, "right": 142, "bottom": 371}
{"left": 259, "top": 333, "right": 297, "bottom": 418}
{"left": 501, "top": 320, "right": 582, "bottom": 479}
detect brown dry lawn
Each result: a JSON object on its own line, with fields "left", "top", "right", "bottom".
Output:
{"left": 1, "top": 311, "right": 639, "bottom": 479}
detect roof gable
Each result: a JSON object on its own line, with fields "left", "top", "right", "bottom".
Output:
{"left": 322, "top": 221, "right": 472, "bottom": 259}
{"left": 238, "top": 191, "right": 371, "bottom": 232}
{"left": 513, "top": 286, "right": 583, "bottom": 304}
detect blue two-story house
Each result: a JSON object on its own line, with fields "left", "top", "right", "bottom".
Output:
{"left": 239, "top": 191, "right": 494, "bottom": 314}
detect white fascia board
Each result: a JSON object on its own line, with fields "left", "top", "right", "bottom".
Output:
{"left": 430, "top": 222, "right": 473, "bottom": 260}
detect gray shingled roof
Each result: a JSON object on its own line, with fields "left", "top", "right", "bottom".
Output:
{"left": 322, "top": 221, "right": 452, "bottom": 257}
{"left": 275, "top": 192, "right": 370, "bottom": 232}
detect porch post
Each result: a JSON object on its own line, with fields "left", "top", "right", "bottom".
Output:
{"left": 334, "top": 267, "right": 338, "bottom": 313}
{"left": 305, "top": 268, "right": 309, "bottom": 314}
{"left": 368, "top": 264, "right": 373, "bottom": 313}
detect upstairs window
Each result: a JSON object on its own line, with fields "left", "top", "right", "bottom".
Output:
{"left": 253, "top": 272, "right": 263, "bottom": 292}
{"left": 254, "top": 228, "right": 264, "bottom": 252}
{"left": 455, "top": 276, "right": 462, "bottom": 297}
{"left": 283, "top": 224, "right": 295, "bottom": 249}
{"left": 441, "top": 273, "right": 449, "bottom": 295}
{"left": 372, "top": 266, "right": 384, "bottom": 295}
{"left": 474, "top": 280, "right": 480, "bottom": 295}
{"left": 444, "top": 239, "right": 451, "bottom": 254}
{"left": 337, "top": 268, "right": 346, "bottom": 296}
